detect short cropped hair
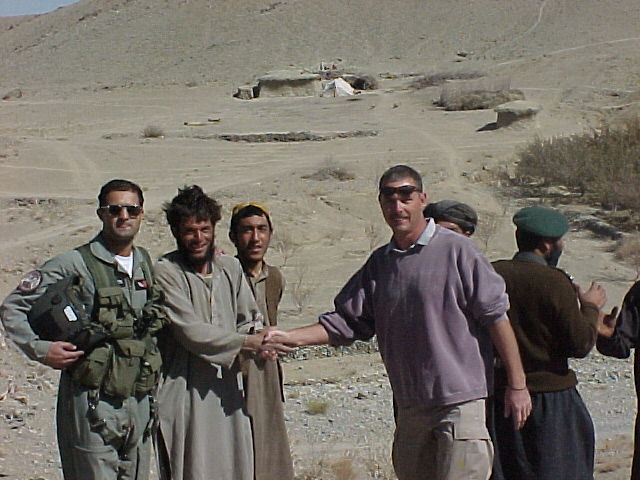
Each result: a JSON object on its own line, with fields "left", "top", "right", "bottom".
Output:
{"left": 515, "top": 229, "right": 547, "bottom": 252}
{"left": 378, "top": 165, "right": 423, "bottom": 192}
{"left": 163, "top": 185, "right": 222, "bottom": 233}
{"left": 98, "top": 179, "right": 144, "bottom": 206}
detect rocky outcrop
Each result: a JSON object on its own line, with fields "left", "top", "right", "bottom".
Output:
{"left": 495, "top": 100, "right": 541, "bottom": 127}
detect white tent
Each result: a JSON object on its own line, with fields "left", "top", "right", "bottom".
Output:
{"left": 322, "top": 77, "right": 354, "bottom": 97}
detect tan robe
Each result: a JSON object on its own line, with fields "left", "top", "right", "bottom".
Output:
{"left": 243, "top": 264, "right": 294, "bottom": 480}
{"left": 154, "top": 252, "right": 260, "bottom": 480}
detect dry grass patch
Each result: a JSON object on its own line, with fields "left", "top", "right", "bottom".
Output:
{"left": 290, "top": 262, "right": 314, "bottom": 313}
{"left": 141, "top": 125, "right": 164, "bottom": 138}
{"left": 305, "top": 165, "right": 356, "bottom": 182}
{"left": 305, "top": 400, "right": 329, "bottom": 415}
{"left": 411, "top": 71, "right": 485, "bottom": 89}
{"left": 296, "top": 448, "right": 395, "bottom": 480}
{"left": 615, "top": 234, "right": 640, "bottom": 278}
{"left": 515, "top": 118, "right": 640, "bottom": 212}
{"left": 435, "top": 77, "right": 523, "bottom": 110}
{"left": 595, "top": 434, "right": 633, "bottom": 474}
{"left": 273, "top": 230, "right": 302, "bottom": 266}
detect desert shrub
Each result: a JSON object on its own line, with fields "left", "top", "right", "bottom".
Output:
{"left": 411, "top": 71, "right": 485, "bottom": 89}
{"left": 615, "top": 234, "right": 640, "bottom": 278}
{"left": 142, "top": 125, "right": 164, "bottom": 138}
{"left": 434, "top": 77, "right": 523, "bottom": 110}
{"left": 515, "top": 118, "right": 640, "bottom": 211}
{"left": 305, "top": 165, "right": 355, "bottom": 181}
{"left": 296, "top": 448, "right": 395, "bottom": 480}
{"left": 364, "top": 222, "right": 386, "bottom": 251}
{"left": 330, "top": 458, "right": 356, "bottom": 480}
{"left": 305, "top": 400, "right": 329, "bottom": 415}
{"left": 437, "top": 88, "right": 524, "bottom": 110}
{"left": 475, "top": 212, "right": 501, "bottom": 254}
{"left": 290, "top": 263, "right": 313, "bottom": 312}
{"left": 272, "top": 229, "right": 301, "bottom": 266}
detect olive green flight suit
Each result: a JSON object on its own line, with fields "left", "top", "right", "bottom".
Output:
{"left": 0, "top": 235, "right": 157, "bottom": 480}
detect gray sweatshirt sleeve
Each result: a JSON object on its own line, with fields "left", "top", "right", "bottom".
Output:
{"left": 462, "top": 244, "right": 510, "bottom": 327}
{"left": 319, "top": 262, "right": 376, "bottom": 346}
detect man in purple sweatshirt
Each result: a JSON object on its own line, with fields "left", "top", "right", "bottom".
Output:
{"left": 266, "top": 165, "right": 531, "bottom": 480}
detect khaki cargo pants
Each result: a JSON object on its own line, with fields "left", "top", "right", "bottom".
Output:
{"left": 393, "top": 398, "right": 493, "bottom": 480}
{"left": 56, "top": 372, "right": 152, "bottom": 480}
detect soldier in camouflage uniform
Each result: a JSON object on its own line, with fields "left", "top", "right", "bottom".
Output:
{"left": 0, "top": 179, "right": 166, "bottom": 480}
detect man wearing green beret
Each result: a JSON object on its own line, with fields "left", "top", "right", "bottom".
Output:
{"left": 490, "top": 205, "right": 607, "bottom": 480}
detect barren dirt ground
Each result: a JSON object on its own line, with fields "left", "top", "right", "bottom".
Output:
{"left": 1, "top": 79, "right": 639, "bottom": 478}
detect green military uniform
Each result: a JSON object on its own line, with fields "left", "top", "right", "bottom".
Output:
{"left": 0, "top": 234, "right": 164, "bottom": 480}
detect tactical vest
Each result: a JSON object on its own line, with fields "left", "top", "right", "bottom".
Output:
{"left": 69, "top": 244, "right": 166, "bottom": 398}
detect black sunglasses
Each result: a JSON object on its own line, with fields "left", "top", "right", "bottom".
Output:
{"left": 99, "top": 204, "right": 143, "bottom": 217}
{"left": 379, "top": 185, "right": 419, "bottom": 199}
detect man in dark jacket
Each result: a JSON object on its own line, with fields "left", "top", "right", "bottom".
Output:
{"left": 597, "top": 281, "right": 640, "bottom": 479}
{"left": 491, "top": 205, "right": 607, "bottom": 480}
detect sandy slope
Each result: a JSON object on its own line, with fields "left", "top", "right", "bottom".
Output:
{"left": 1, "top": 0, "right": 640, "bottom": 478}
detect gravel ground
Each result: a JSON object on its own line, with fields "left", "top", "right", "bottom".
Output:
{"left": 280, "top": 343, "right": 637, "bottom": 479}
{"left": 0, "top": 338, "right": 636, "bottom": 479}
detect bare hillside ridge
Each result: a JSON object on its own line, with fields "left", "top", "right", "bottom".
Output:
{"left": 1, "top": 0, "right": 639, "bottom": 93}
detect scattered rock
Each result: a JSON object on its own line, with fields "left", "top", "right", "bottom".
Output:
{"left": 233, "top": 85, "right": 257, "bottom": 100}
{"left": 495, "top": 100, "right": 541, "bottom": 128}
{"left": 209, "top": 130, "right": 378, "bottom": 143}
{"left": 2, "top": 88, "right": 23, "bottom": 100}
{"left": 101, "top": 132, "right": 129, "bottom": 140}
{"left": 257, "top": 71, "right": 322, "bottom": 98}
{"left": 342, "top": 73, "right": 378, "bottom": 90}
{"left": 571, "top": 215, "right": 624, "bottom": 240}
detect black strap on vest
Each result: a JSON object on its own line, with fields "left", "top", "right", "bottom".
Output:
{"left": 264, "top": 265, "right": 283, "bottom": 326}
{"left": 77, "top": 243, "right": 153, "bottom": 289}
{"left": 76, "top": 243, "right": 154, "bottom": 330}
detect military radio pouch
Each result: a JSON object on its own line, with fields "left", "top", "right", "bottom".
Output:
{"left": 68, "top": 244, "right": 165, "bottom": 398}
{"left": 27, "top": 274, "right": 109, "bottom": 351}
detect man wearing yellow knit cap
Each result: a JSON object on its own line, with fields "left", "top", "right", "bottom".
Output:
{"left": 229, "top": 202, "right": 294, "bottom": 480}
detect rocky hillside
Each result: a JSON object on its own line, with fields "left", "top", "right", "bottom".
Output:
{"left": 1, "top": 0, "right": 638, "bottom": 93}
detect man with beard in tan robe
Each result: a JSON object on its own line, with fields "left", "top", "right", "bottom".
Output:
{"left": 154, "top": 186, "right": 288, "bottom": 480}
{"left": 229, "top": 202, "right": 294, "bottom": 480}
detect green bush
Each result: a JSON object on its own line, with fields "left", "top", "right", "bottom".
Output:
{"left": 515, "top": 118, "right": 640, "bottom": 210}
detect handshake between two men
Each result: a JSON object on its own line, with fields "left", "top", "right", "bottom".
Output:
{"left": 244, "top": 323, "right": 329, "bottom": 360}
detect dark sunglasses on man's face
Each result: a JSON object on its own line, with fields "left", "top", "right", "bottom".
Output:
{"left": 99, "top": 204, "right": 143, "bottom": 217}
{"left": 379, "top": 185, "right": 419, "bottom": 200}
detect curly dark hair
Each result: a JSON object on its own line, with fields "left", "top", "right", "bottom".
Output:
{"left": 163, "top": 185, "right": 222, "bottom": 234}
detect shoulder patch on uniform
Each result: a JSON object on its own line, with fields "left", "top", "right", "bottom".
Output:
{"left": 17, "top": 270, "right": 43, "bottom": 293}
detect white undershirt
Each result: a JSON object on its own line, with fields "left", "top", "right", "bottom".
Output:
{"left": 115, "top": 254, "right": 134, "bottom": 278}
